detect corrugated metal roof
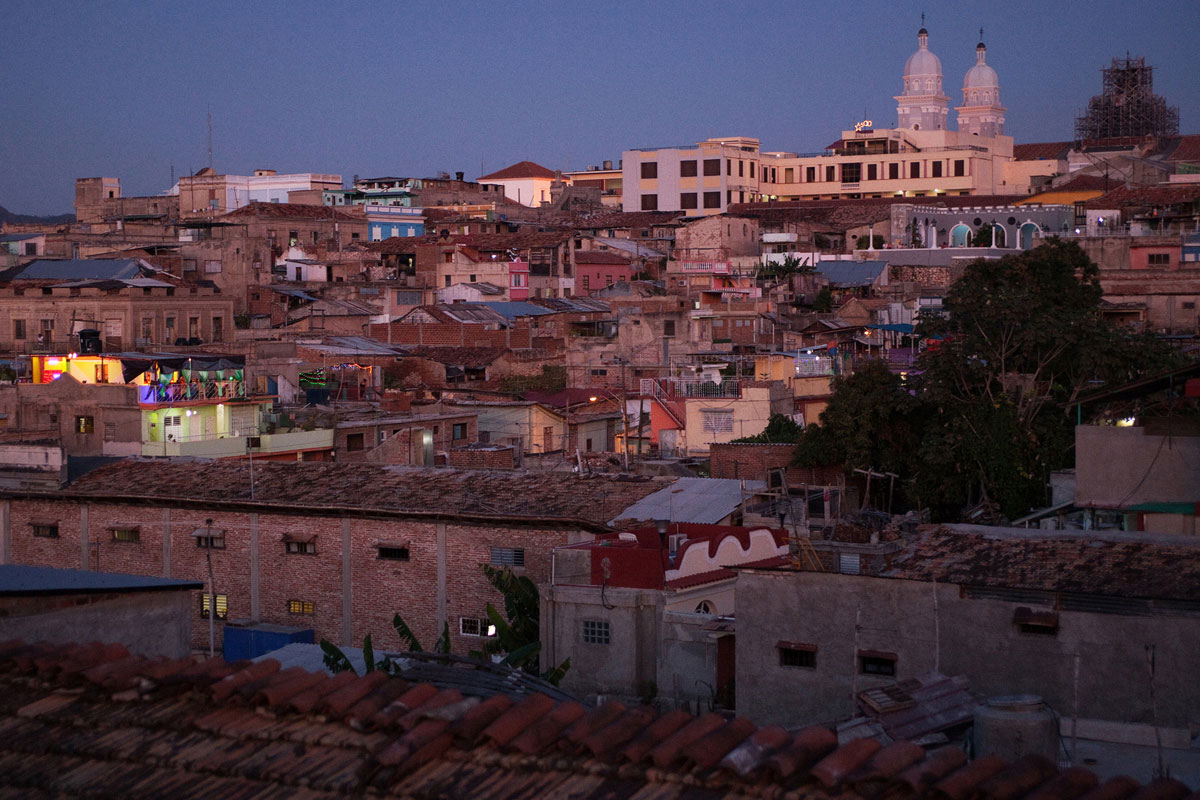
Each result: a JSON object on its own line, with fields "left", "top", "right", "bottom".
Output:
{"left": 8, "top": 258, "right": 145, "bottom": 281}
{"left": 611, "top": 477, "right": 766, "bottom": 525}
{"left": 0, "top": 564, "right": 201, "bottom": 595}
{"left": 477, "top": 301, "right": 558, "bottom": 320}
{"left": 817, "top": 261, "right": 887, "bottom": 288}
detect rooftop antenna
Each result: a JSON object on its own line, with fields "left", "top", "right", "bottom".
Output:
{"left": 920, "top": 11, "right": 925, "bottom": 27}
{"left": 206, "top": 110, "right": 214, "bottom": 171}
{"left": 979, "top": 27, "right": 984, "bottom": 43}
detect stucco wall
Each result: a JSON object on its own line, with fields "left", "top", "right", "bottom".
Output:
{"left": 1075, "top": 425, "right": 1200, "bottom": 512}
{"left": 0, "top": 590, "right": 193, "bottom": 658}
{"left": 735, "top": 569, "right": 1200, "bottom": 730}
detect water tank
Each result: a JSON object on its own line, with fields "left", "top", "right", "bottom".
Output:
{"left": 973, "top": 695, "right": 1059, "bottom": 762}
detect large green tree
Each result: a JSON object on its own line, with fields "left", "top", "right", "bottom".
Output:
{"left": 912, "top": 239, "right": 1179, "bottom": 517}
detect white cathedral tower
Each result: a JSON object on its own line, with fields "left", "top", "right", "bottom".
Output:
{"left": 956, "top": 39, "right": 1006, "bottom": 136}
{"left": 895, "top": 26, "right": 950, "bottom": 131}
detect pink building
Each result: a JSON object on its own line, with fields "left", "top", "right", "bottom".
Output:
{"left": 575, "top": 251, "right": 634, "bottom": 295}
{"left": 508, "top": 258, "right": 530, "bottom": 300}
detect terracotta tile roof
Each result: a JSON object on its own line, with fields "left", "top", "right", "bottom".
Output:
{"left": 883, "top": 526, "right": 1200, "bottom": 601}
{"left": 1012, "top": 141, "right": 1073, "bottom": 161}
{"left": 0, "top": 639, "right": 1170, "bottom": 799}
{"left": 46, "top": 461, "right": 668, "bottom": 528}
{"left": 1162, "top": 134, "right": 1200, "bottom": 164}
{"left": 478, "top": 161, "right": 557, "bottom": 181}
{"left": 221, "top": 202, "right": 362, "bottom": 222}
{"left": 1086, "top": 183, "right": 1200, "bottom": 209}
{"left": 575, "top": 250, "right": 632, "bottom": 265}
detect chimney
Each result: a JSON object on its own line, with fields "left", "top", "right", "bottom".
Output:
{"left": 455, "top": 171, "right": 464, "bottom": 182}
{"left": 603, "top": 160, "right": 613, "bottom": 170}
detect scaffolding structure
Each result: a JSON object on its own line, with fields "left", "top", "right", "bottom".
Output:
{"left": 1074, "top": 56, "right": 1179, "bottom": 141}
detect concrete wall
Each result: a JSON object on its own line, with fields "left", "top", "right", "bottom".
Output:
{"left": 0, "top": 590, "right": 193, "bottom": 658}
{"left": 1075, "top": 425, "right": 1200, "bottom": 513}
{"left": 735, "top": 569, "right": 1200, "bottom": 730}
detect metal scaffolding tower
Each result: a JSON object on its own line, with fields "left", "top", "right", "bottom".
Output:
{"left": 1074, "top": 56, "right": 1179, "bottom": 141}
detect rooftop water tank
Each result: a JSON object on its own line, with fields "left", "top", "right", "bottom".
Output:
{"left": 973, "top": 694, "right": 1059, "bottom": 762}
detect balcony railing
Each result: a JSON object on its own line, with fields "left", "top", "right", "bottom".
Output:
{"left": 138, "top": 380, "right": 247, "bottom": 405}
{"left": 641, "top": 377, "right": 741, "bottom": 400}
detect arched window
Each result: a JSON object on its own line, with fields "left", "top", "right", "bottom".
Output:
{"left": 951, "top": 223, "right": 971, "bottom": 247}
{"left": 695, "top": 601, "right": 714, "bottom": 615}
{"left": 1019, "top": 222, "right": 1041, "bottom": 250}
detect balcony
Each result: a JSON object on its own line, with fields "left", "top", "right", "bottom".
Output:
{"left": 641, "top": 377, "right": 741, "bottom": 400}
{"left": 138, "top": 380, "right": 248, "bottom": 406}
{"left": 141, "top": 427, "right": 334, "bottom": 458}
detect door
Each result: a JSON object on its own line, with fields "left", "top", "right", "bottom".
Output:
{"left": 715, "top": 635, "right": 736, "bottom": 709}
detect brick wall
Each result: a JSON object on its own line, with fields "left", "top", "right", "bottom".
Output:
{"left": 366, "top": 321, "right": 534, "bottom": 350}
{"left": 709, "top": 442, "right": 843, "bottom": 487}
{"left": 449, "top": 447, "right": 516, "bottom": 470}
{"left": 5, "top": 498, "right": 579, "bottom": 655}
{"left": 889, "top": 265, "right": 952, "bottom": 288}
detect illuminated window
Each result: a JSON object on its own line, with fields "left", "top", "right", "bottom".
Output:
{"left": 110, "top": 527, "right": 140, "bottom": 543}
{"left": 200, "top": 594, "right": 228, "bottom": 620}
{"left": 75, "top": 416, "right": 95, "bottom": 434}
{"left": 460, "top": 617, "right": 497, "bottom": 637}
{"left": 288, "top": 599, "right": 315, "bottom": 615}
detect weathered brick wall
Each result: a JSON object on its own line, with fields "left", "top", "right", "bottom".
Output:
{"left": 710, "top": 443, "right": 843, "bottom": 487}
{"left": 6, "top": 498, "right": 576, "bottom": 655}
{"left": 448, "top": 447, "right": 515, "bottom": 470}
{"left": 366, "top": 321, "right": 534, "bottom": 349}
{"left": 889, "top": 265, "right": 952, "bottom": 288}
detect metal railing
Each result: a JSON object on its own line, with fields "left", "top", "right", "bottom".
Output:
{"left": 138, "top": 380, "right": 246, "bottom": 404}
{"left": 642, "top": 377, "right": 741, "bottom": 399}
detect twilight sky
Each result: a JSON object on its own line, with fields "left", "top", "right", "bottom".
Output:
{"left": 3, "top": 0, "right": 1198, "bottom": 215}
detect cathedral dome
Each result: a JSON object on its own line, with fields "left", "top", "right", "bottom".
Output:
{"left": 963, "top": 42, "right": 999, "bottom": 90}
{"left": 903, "top": 27, "right": 943, "bottom": 91}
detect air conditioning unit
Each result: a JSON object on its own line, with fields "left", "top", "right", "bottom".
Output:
{"left": 246, "top": 436, "right": 262, "bottom": 450}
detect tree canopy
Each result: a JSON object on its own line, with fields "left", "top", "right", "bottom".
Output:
{"left": 792, "top": 240, "right": 1182, "bottom": 520}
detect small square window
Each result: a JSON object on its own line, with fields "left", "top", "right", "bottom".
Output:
{"left": 859, "top": 653, "right": 896, "bottom": 676}
{"left": 452, "top": 423, "right": 467, "bottom": 441}
{"left": 75, "top": 416, "right": 95, "bottom": 435}
{"left": 582, "top": 620, "right": 610, "bottom": 645}
{"left": 200, "top": 594, "right": 228, "bottom": 620}
{"left": 460, "top": 617, "right": 497, "bottom": 637}
{"left": 490, "top": 547, "right": 525, "bottom": 567}
{"left": 194, "top": 528, "right": 226, "bottom": 549}
{"left": 32, "top": 523, "right": 59, "bottom": 538}
{"left": 285, "top": 539, "right": 316, "bottom": 555}
{"left": 288, "top": 599, "right": 315, "bottom": 615}
{"left": 778, "top": 641, "right": 817, "bottom": 668}
{"left": 110, "top": 527, "right": 140, "bottom": 543}
{"left": 378, "top": 545, "right": 410, "bottom": 561}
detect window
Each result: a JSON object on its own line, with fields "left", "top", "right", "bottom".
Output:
{"left": 738, "top": 160, "right": 744, "bottom": 177}
{"left": 212, "top": 317, "right": 224, "bottom": 341}
{"left": 32, "top": 523, "right": 59, "bottom": 538}
{"left": 165, "top": 316, "right": 175, "bottom": 333}
{"left": 346, "top": 432, "right": 365, "bottom": 451}
{"left": 680, "top": 160, "right": 698, "bottom": 177}
{"left": 377, "top": 545, "right": 410, "bottom": 560}
{"left": 103, "top": 422, "right": 116, "bottom": 441}
{"left": 490, "top": 547, "right": 525, "bottom": 567}
{"left": 195, "top": 529, "right": 226, "bottom": 549}
{"left": 841, "top": 163, "right": 861, "bottom": 183}
{"left": 452, "top": 423, "right": 467, "bottom": 440}
{"left": 779, "top": 642, "right": 817, "bottom": 668}
{"left": 183, "top": 259, "right": 197, "bottom": 272}
{"left": 200, "top": 594, "right": 228, "bottom": 620}
{"left": 909, "top": 162, "right": 920, "bottom": 179}
{"left": 805, "top": 166, "right": 816, "bottom": 182}
{"left": 581, "top": 620, "right": 610, "bottom": 645}
{"left": 663, "top": 320, "right": 676, "bottom": 337}
{"left": 75, "top": 416, "right": 94, "bottom": 435}
{"left": 590, "top": 368, "right": 607, "bottom": 376}
{"left": 859, "top": 652, "right": 896, "bottom": 676}
{"left": 867, "top": 164, "right": 877, "bottom": 181}
{"left": 285, "top": 539, "right": 316, "bottom": 555}
{"left": 110, "top": 527, "right": 140, "bottom": 543}
{"left": 581, "top": 275, "right": 590, "bottom": 291}
{"left": 701, "top": 410, "right": 734, "bottom": 433}
{"left": 640, "top": 194, "right": 658, "bottom": 211}
{"left": 749, "top": 162, "right": 755, "bottom": 179}
{"left": 12, "top": 320, "right": 25, "bottom": 340}
{"left": 312, "top": 231, "right": 320, "bottom": 244}
{"left": 288, "top": 599, "right": 315, "bottom": 615}
{"left": 1147, "top": 253, "right": 1171, "bottom": 266}
{"left": 889, "top": 163, "right": 900, "bottom": 180}
{"left": 204, "top": 260, "right": 222, "bottom": 274}
{"left": 954, "top": 159, "right": 966, "bottom": 177}
{"left": 703, "top": 158, "right": 721, "bottom": 176}
{"left": 289, "top": 230, "right": 299, "bottom": 246}
{"left": 460, "top": 617, "right": 497, "bottom": 637}
{"left": 703, "top": 191, "right": 721, "bottom": 209}
{"left": 640, "top": 162, "right": 657, "bottom": 179}
{"left": 932, "top": 161, "right": 943, "bottom": 178}
{"left": 680, "top": 192, "right": 698, "bottom": 210}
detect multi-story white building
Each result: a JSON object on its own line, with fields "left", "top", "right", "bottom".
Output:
{"left": 621, "top": 137, "right": 763, "bottom": 216}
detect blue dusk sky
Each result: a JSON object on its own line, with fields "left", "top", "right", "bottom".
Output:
{"left": 2, "top": 0, "right": 1198, "bottom": 215}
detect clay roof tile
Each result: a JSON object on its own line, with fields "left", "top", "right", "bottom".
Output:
{"left": 647, "top": 712, "right": 729, "bottom": 769}
{"left": 718, "top": 723, "right": 792, "bottom": 776}
{"left": 319, "top": 670, "right": 390, "bottom": 716}
{"left": 810, "top": 736, "right": 882, "bottom": 789}
{"left": 367, "top": 682, "right": 441, "bottom": 729}
{"left": 396, "top": 688, "right": 465, "bottom": 731}
{"left": 509, "top": 700, "right": 587, "bottom": 754}
{"left": 1023, "top": 766, "right": 1101, "bottom": 800}
{"left": 685, "top": 715, "right": 758, "bottom": 770}
{"left": 287, "top": 670, "right": 358, "bottom": 714}
{"left": 893, "top": 745, "right": 968, "bottom": 792}
{"left": 581, "top": 705, "right": 658, "bottom": 760}
{"left": 934, "top": 754, "right": 1010, "bottom": 800}
{"left": 561, "top": 700, "right": 627, "bottom": 748}
{"left": 766, "top": 724, "right": 839, "bottom": 778}
{"left": 210, "top": 658, "right": 281, "bottom": 703}
{"left": 619, "top": 708, "right": 692, "bottom": 763}
{"left": 480, "top": 692, "right": 555, "bottom": 747}
{"left": 453, "top": 693, "right": 514, "bottom": 745}
{"left": 976, "top": 755, "right": 1059, "bottom": 800}
{"left": 1078, "top": 776, "right": 1144, "bottom": 800}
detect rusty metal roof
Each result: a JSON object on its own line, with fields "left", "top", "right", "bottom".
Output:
{"left": 0, "top": 639, "right": 1177, "bottom": 799}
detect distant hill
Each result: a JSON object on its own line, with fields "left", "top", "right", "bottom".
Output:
{"left": 0, "top": 206, "right": 73, "bottom": 225}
